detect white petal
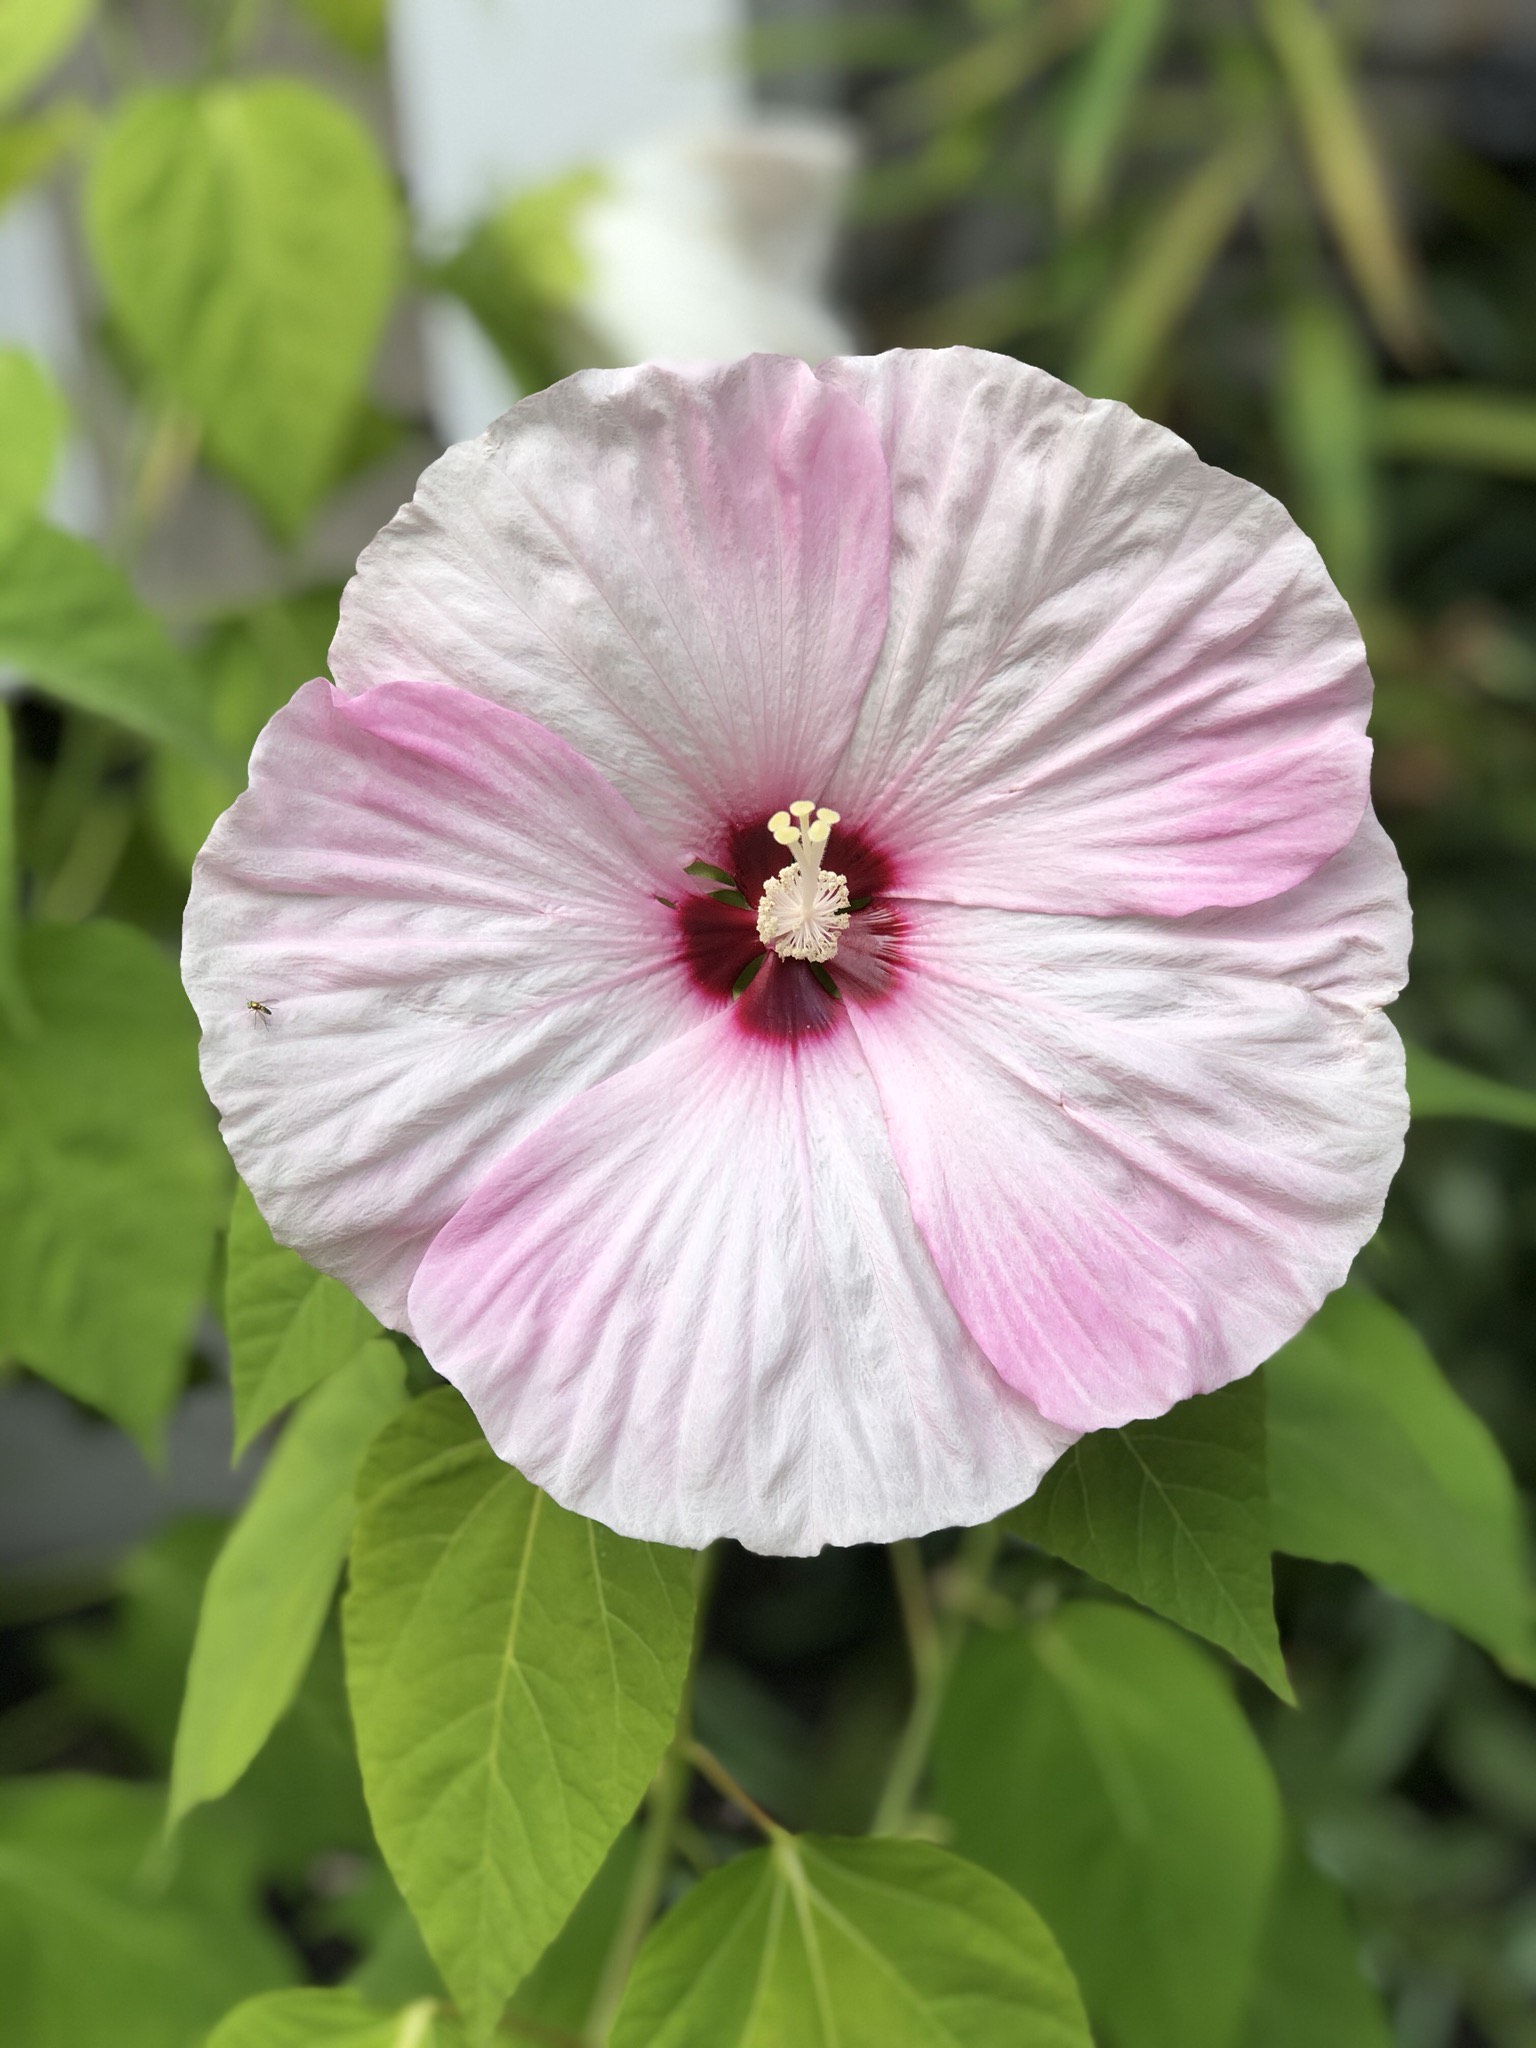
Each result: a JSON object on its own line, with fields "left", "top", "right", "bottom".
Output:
{"left": 407, "top": 1015, "right": 1074, "bottom": 1554}
{"left": 851, "top": 820, "right": 1410, "bottom": 1431}
{"left": 329, "top": 355, "right": 891, "bottom": 844}
{"left": 183, "top": 679, "right": 705, "bottom": 1329}
{"left": 818, "top": 347, "right": 1373, "bottom": 915}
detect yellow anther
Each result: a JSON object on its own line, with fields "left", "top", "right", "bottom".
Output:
{"left": 788, "top": 799, "right": 816, "bottom": 820}
{"left": 807, "top": 819, "right": 832, "bottom": 845}
{"left": 767, "top": 810, "right": 791, "bottom": 835}
{"left": 816, "top": 808, "right": 840, "bottom": 826}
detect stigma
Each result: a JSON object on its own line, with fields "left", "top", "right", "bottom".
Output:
{"left": 755, "top": 801, "right": 851, "bottom": 964}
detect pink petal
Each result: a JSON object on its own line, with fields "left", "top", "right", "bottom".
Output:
{"left": 183, "top": 679, "right": 706, "bottom": 1329}
{"left": 850, "top": 819, "right": 1409, "bottom": 1432}
{"left": 406, "top": 1017, "right": 1073, "bottom": 1554}
{"left": 330, "top": 356, "right": 891, "bottom": 846}
{"left": 818, "top": 348, "right": 1372, "bottom": 916}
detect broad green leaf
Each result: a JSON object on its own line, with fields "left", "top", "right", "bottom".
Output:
{"left": 0, "top": 1774, "right": 292, "bottom": 2048}
{"left": 1374, "top": 387, "right": 1536, "bottom": 478}
{"left": 1055, "top": 0, "right": 1167, "bottom": 228}
{"left": 0, "top": 518, "right": 216, "bottom": 758}
{"left": 1275, "top": 295, "right": 1378, "bottom": 599}
{"left": 1258, "top": 0, "right": 1428, "bottom": 363}
{"left": 610, "top": 1835, "right": 1093, "bottom": 2048}
{"left": 87, "top": 80, "right": 400, "bottom": 534}
{"left": 208, "top": 1989, "right": 458, "bottom": 2048}
{"left": 0, "top": 921, "right": 226, "bottom": 1450}
{"left": 1267, "top": 1289, "right": 1536, "bottom": 1677}
{"left": 1073, "top": 124, "right": 1272, "bottom": 404}
{"left": 0, "top": 706, "right": 26, "bottom": 1030}
{"left": 0, "top": 348, "right": 66, "bottom": 543}
{"left": 0, "top": 0, "right": 92, "bottom": 113}
{"left": 343, "top": 1388, "right": 697, "bottom": 2042}
{"left": 934, "top": 1601, "right": 1283, "bottom": 2048}
{"left": 1007, "top": 1376, "right": 1291, "bottom": 1699}
{"left": 291, "top": 0, "right": 387, "bottom": 60}
{"left": 169, "top": 1342, "right": 405, "bottom": 1831}
{"left": 225, "top": 1175, "right": 381, "bottom": 1456}
{"left": 1241, "top": 1845, "right": 1391, "bottom": 2048}
{"left": 1405, "top": 1041, "right": 1536, "bottom": 1130}
{"left": 508, "top": 1827, "right": 639, "bottom": 2034}
{"left": 151, "top": 592, "right": 335, "bottom": 873}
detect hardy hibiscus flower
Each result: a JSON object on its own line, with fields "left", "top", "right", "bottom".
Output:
{"left": 182, "top": 348, "right": 1408, "bottom": 1555}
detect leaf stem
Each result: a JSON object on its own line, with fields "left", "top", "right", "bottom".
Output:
{"left": 871, "top": 1520, "right": 1005, "bottom": 1835}
{"left": 684, "top": 1740, "right": 787, "bottom": 1841}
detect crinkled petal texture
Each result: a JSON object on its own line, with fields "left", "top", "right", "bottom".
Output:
{"left": 850, "top": 818, "right": 1409, "bottom": 1434}
{"left": 185, "top": 345, "right": 1410, "bottom": 1554}
{"left": 820, "top": 350, "right": 1374, "bottom": 914}
{"left": 183, "top": 679, "right": 708, "bottom": 1330}
{"left": 406, "top": 1020, "right": 1074, "bottom": 1553}
{"left": 330, "top": 354, "right": 892, "bottom": 843}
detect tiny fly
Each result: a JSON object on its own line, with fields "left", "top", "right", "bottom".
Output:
{"left": 247, "top": 999, "right": 274, "bottom": 1022}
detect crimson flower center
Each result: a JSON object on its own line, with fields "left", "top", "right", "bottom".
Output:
{"left": 674, "top": 805, "right": 903, "bottom": 1041}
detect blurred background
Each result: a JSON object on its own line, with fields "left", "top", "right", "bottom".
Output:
{"left": 2, "top": 2, "right": 1536, "bottom": 2042}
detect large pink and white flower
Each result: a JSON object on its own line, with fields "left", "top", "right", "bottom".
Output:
{"left": 183, "top": 348, "right": 1408, "bottom": 1555}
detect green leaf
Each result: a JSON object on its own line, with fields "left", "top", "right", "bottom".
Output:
{"left": 225, "top": 1176, "right": 381, "bottom": 1457}
{"left": 1267, "top": 1289, "right": 1536, "bottom": 1678}
{"left": 506, "top": 1826, "right": 639, "bottom": 2034}
{"left": 610, "top": 1835, "right": 1093, "bottom": 2048}
{"left": 290, "top": 0, "right": 387, "bottom": 60}
{"left": 1373, "top": 387, "right": 1536, "bottom": 478}
{"left": 934, "top": 1601, "right": 1283, "bottom": 2048}
{"left": 151, "top": 592, "right": 335, "bottom": 871}
{"left": 1007, "top": 1376, "right": 1292, "bottom": 1700}
{"left": 1073, "top": 124, "right": 1273, "bottom": 404}
{"left": 169, "top": 1342, "right": 405, "bottom": 1831}
{"left": 1055, "top": 0, "right": 1167, "bottom": 229}
{"left": 0, "top": 348, "right": 66, "bottom": 544}
{"left": 1258, "top": 0, "right": 1428, "bottom": 364}
{"left": 0, "top": 1774, "right": 292, "bottom": 2048}
{"left": 0, "top": 0, "right": 92, "bottom": 114}
{"left": 1404, "top": 1040, "right": 1536, "bottom": 1130}
{"left": 0, "top": 921, "right": 226, "bottom": 1450}
{"left": 1241, "top": 1845, "right": 1392, "bottom": 2048}
{"left": 0, "top": 706, "right": 27, "bottom": 1030}
{"left": 1275, "top": 295, "right": 1379, "bottom": 600}
{"left": 343, "top": 1388, "right": 698, "bottom": 2042}
{"left": 207, "top": 1989, "right": 457, "bottom": 2048}
{"left": 86, "top": 80, "right": 401, "bottom": 534}
{"left": 0, "top": 518, "right": 218, "bottom": 759}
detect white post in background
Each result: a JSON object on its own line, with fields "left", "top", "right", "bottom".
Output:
{"left": 387, "top": 0, "right": 855, "bottom": 448}
{"left": 389, "top": 0, "right": 746, "bottom": 444}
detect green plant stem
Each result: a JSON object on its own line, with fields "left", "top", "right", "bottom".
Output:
{"left": 582, "top": 1545, "right": 718, "bottom": 2046}
{"left": 872, "top": 1520, "right": 1005, "bottom": 1836}
{"left": 684, "top": 1740, "right": 787, "bottom": 1840}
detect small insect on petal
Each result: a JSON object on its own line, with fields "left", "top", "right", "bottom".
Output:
{"left": 247, "top": 999, "right": 273, "bottom": 1023}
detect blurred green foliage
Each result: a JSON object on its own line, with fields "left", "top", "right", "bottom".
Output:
{"left": 0, "top": 2, "right": 1534, "bottom": 2045}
